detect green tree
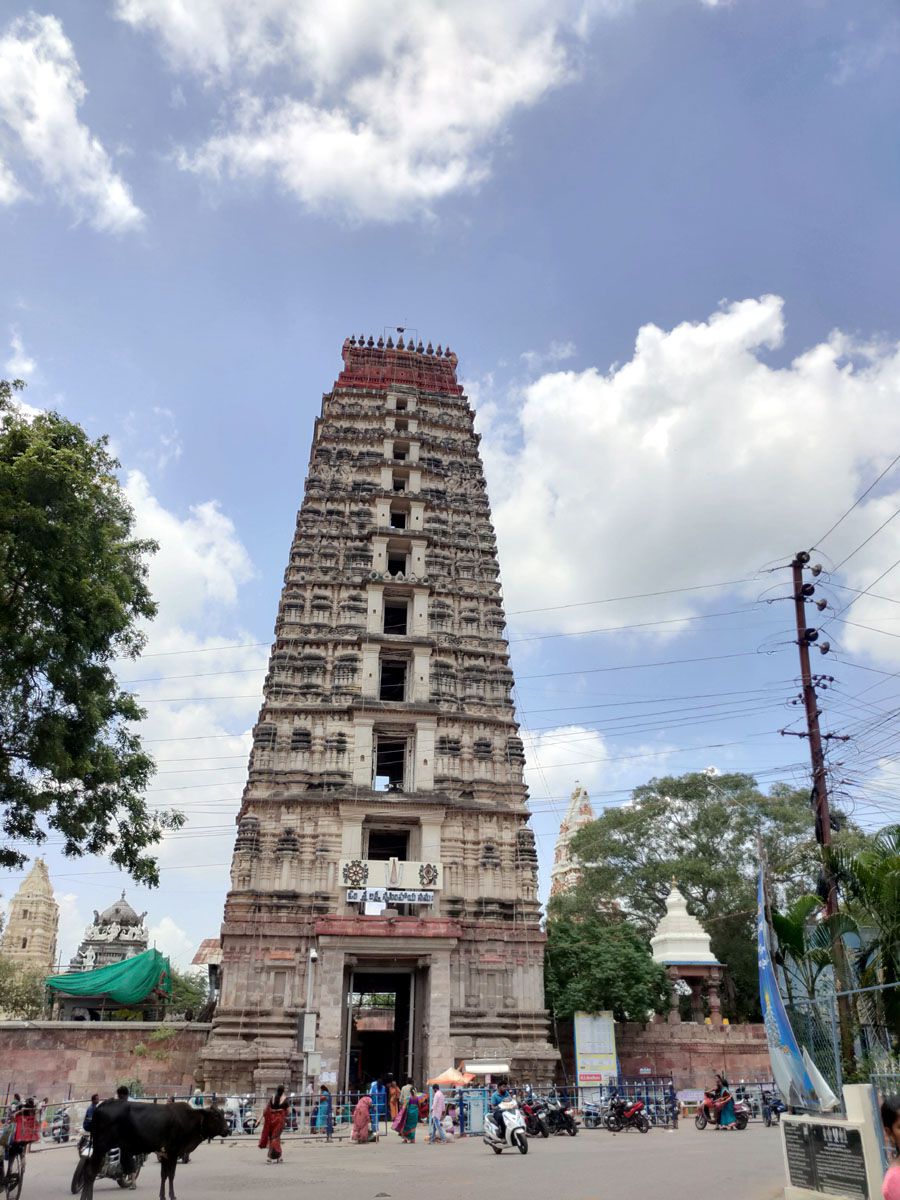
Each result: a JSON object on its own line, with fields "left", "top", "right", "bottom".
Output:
{"left": 166, "top": 967, "right": 209, "bottom": 1019}
{"left": 545, "top": 913, "right": 670, "bottom": 1021}
{"left": 0, "top": 379, "right": 182, "bottom": 885}
{"left": 771, "top": 893, "right": 857, "bottom": 1004}
{"left": 830, "top": 824, "right": 900, "bottom": 1040}
{"left": 561, "top": 771, "right": 860, "bottom": 1020}
{"left": 0, "top": 955, "right": 47, "bottom": 1018}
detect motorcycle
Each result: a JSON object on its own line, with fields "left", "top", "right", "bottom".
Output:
{"left": 543, "top": 1095, "right": 577, "bottom": 1136}
{"left": 762, "top": 1091, "right": 787, "bottom": 1127}
{"left": 483, "top": 1100, "right": 528, "bottom": 1155}
{"left": 694, "top": 1090, "right": 749, "bottom": 1132}
{"left": 604, "top": 1097, "right": 650, "bottom": 1134}
{"left": 519, "top": 1098, "right": 549, "bottom": 1138}
{"left": 71, "top": 1135, "right": 145, "bottom": 1194}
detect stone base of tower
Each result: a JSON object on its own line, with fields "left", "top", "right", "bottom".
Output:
{"left": 200, "top": 914, "right": 558, "bottom": 1092}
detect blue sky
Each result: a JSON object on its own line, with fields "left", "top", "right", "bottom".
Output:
{"left": 2, "top": 0, "right": 900, "bottom": 967}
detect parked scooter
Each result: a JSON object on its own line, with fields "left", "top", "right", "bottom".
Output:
{"left": 50, "top": 1107, "right": 71, "bottom": 1143}
{"left": 604, "top": 1097, "right": 650, "bottom": 1133}
{"left": 483, "top": 1100, "right": 528, "bottom": 1155}
{"left": 582, "top": 1102, "right": 603, "bottom": 1130}
{"left": 694, "top": 1090, "right": 750, "bottom": 1131}
{"left": 71, "top": 1136, "right": 145, "bottom": 1194}
{"left": 762, "top": 1091, "right": 787, "bottom": 1127}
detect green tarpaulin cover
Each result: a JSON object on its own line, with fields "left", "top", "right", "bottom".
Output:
{"left": 45, "top": 948, "right": 172, "bottom": 1005}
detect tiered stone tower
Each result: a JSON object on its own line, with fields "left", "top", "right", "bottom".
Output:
{"left": 202, "top": 335, "right": 556, "bottom": 1092}
{"left": 68, "top": 892, "right": 148, "bottom": 972}
{"left": 0, "top": 858, "right": 58, "bottom": 975}
{"left": 549, "top": 783, "right": 596, "bottom": 898}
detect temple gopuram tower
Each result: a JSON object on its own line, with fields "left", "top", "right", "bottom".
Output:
{"left": 0, "top": 858, "right": 58, "bottom": 975}
{"left": 202, "top": 335, "right": 556, "bottom": 1092}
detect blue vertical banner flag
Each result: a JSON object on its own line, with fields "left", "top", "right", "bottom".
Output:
{"left": 757, "top": 868, "right": 820, "bottom": 1110}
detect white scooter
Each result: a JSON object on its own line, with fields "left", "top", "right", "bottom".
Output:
{"left": 483, "top": 1100, "right": 528, "bottom": 1155}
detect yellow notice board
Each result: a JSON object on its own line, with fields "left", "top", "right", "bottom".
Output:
{"left": 574, "top": 1011, "right": 618, "bottom": 1084}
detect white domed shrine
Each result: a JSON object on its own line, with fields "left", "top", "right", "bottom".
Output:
{"left": 651, "top": 883, "right": 719, "bottom": 965}
{"left": 651, "top": 883, "right": 724, "bottom": 1025}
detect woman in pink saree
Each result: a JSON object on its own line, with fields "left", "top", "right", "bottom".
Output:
{"left": 351, "top": 1094, "right": 373, "bottom": 1143}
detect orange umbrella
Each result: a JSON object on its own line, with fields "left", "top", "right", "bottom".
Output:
{"left": 426, "top": 1067, "right": 475, "bottom": 1086}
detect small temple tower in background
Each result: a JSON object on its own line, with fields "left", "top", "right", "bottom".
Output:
{"left": 0, "top": 859, "right": 59, "bottom": 975}
{"left": 651, "top": 883, "right": 723, "bottom": 1024}
{"left": 549, "top": 783, "right": 596, "bottom": 898}
{"left": 68, "top": 893, "right": 148, "bottom": 972}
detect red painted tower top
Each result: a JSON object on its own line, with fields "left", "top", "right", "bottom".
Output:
{"left": 337, "top": 334, "right": 463, "bottom": 398}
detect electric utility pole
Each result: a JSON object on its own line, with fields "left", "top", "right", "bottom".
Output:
{"left": 785, "top": 550, "right": 854, "bottom": 1072}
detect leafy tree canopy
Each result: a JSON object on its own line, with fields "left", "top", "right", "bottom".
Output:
{"left": 0, "top": 955, "right": 46, "bottom": 1018}
{"left": 0, "top": 380, "right": 182, "bottom": 885}
{"left": 558, "top": 771, "right": 864, "bottom": 1020}
{"left": 545, "top": 913, "right": 670, "bottom": 1022}
{"left": 166, "top": 966, "right": 209, "bottom": 1020}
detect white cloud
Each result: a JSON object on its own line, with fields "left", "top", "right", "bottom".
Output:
{"left": 5, "top": 328, "right": 36, "bottom": 378}
{"left": 125, "top": 469, "right": 255, "bottom": 629}
{"left": 482, "top": 296, "right": 900, "bottom": 643}
{"left": 55, "top": 891, "right": 86, "bottom": 967}
{"left": 114, "top": 0, "right": 600, "bottom": 220}
{"left": 0, "top": 13, "right": 144, "bottom": 233}
{"left": 148, "top": 915, "right": 195, "bottom": 967}
{"left": 521, "top": 340, "right": 577, "bottom": 372}
{"left": 0, "top": 156, "right": 23, "bottom": 204}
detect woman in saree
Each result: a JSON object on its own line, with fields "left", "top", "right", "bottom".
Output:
{"left": 315, "top": 1085, "right": 333, "bottom": 1141}
{"left": 351, "top": 1094, "right": 373, "bottom": 1143}
{"left": 258, "top": 1085, "right": 289, "bottom": 1163}
{"left": 714, "top": 1074, "right": 736, "bottom": 1131}
{"left": 398, "top": 1079, "right": 420, "bottom": 1143}
{"left": 388, "top": 1077, "right": 401, "bottom": 1124}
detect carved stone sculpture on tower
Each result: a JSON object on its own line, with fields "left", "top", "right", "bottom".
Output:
{"left": 0, "top": 858, "right": 59, "bottom": 975}
{"left": 201, "top": 335, "right": 557, "bottom": 1093}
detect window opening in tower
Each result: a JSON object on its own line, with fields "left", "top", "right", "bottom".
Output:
{"left": 392, "top": 476, "right": 406, "bottom": 493}
{"left": 379, "top": 660, "right": 407, "bottom": 702}
{"left": 367, "top": 828, "right": 410, "bottom": 861}
{"left": 387, "top": 551, "right": 407, "bottom": 576}
{"left": 383, "top": 602, "right": 408, "bottom": 636}
{"left": 374, "top": 736, "right": 408, "bottom": 791}
{"left": 389, "top": 509, "right": 407, "bottom": 529}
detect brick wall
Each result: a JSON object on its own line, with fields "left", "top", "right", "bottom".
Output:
{"left": 0, "top": 1021, "right": 210, "bottom": 1101}
{"left": 557, "top": 1019, "right": 773, "bottom": 1089}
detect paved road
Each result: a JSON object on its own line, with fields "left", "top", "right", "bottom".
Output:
{"left": 27, "top": 1124, "right": 786, "bottom": 1200}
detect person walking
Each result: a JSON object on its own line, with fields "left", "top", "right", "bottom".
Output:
{"left": 388, "top": 1077, "right": 401, "bottom": 1124}
{"left": 258, "top": 1085, "right": 289, "bottom": 1164}
{"left": 398, "top": 1079, "right": 420, "bottom": 1144}
{"left": 351, "top": 1095, "right": 373, "bottom": 1143}
{"left": 314, "top": 1086, "right": 333, "bottom": 1141}
{"left": 369, "top": 1076, "right": 387, "bottom": 1134}
{"left": 429, "top": 1085, "right": 447, "bottom": 1144}
{"left": 82, "top": 1094, "right": 100, "bottom": 1135}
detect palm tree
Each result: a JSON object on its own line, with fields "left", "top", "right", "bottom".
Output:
{"left": 771, "top": 894, "right": 858, "bottom": 1003}
{"left": 829, "top": 824, "right": 900, "bottom": 1047}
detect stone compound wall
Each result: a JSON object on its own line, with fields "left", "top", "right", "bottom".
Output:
{"left": 1, "top": 1017, "right": 772, "bottom": 1100}
{"left": 0, "top": 1021, "right": 210, "bottom": 1100}
{"left": 557, "top": 1020, "right": 773, "bottom": 1089}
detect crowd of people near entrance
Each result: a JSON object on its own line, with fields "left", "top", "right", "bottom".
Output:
{"left": 348, "top": 1076, "right": 455, "bottom": 1145}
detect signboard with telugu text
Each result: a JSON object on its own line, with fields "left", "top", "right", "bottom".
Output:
{"left": 346, "top": 888, "right": 434, "bottom": 904}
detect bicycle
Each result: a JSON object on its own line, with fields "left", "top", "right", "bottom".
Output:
{"left": 1, "top": 1143, "right": 27, "bottom": 1200}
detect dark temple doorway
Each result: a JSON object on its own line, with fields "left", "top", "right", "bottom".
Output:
{"left": 345, "top": 968, "right": 416, "bottom": 1091}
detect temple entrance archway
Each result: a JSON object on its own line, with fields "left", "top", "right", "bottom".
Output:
{"left": 342, "top": 962, "right": 428, "bottom": 1090}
